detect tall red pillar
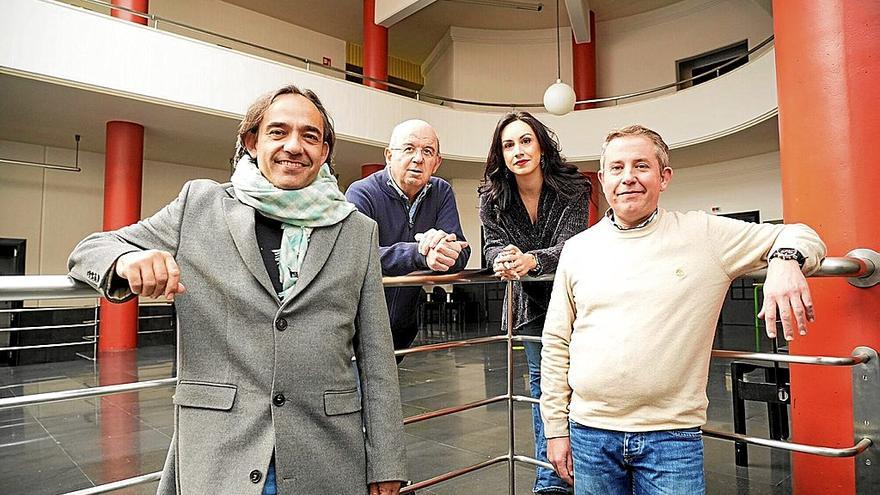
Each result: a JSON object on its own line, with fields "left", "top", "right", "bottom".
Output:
{"left": 100, "top": 121, "right": 144, "bottom": 352}
{"left": 98, "top": 350, "right": 141, "bottom": 483}
{"left": 571, "top": 11, "right": 597, "bottom": 110}
{"left": 582, "top": 172, "right": 600, "bottom": 227}
{"left": 773, "top": 1, "right": 880, "bottom": 493}
{"left": 363, "top": 0, "right": 388, "bottom": 90}
{"left": 110, "top": 0, "right": 148, "bottom": 25}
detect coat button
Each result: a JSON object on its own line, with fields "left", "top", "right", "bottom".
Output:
{"left": 273, "top": 393, "right": 286, "bottom": 407}
{"left": 275, "top": 318, "right": 288, "bottom": 331}
{"left": 249, "top": 469, "right": 262, "bottom": 483}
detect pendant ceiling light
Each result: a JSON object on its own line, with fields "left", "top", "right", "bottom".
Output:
{"left": 542, "top": 0, "right": 576, "bottom": 115}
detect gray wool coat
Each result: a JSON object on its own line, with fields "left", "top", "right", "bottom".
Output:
{"left": 68, "top": 180, "right": 407, "bottom": 494}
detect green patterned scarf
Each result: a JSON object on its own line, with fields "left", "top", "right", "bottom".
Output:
{"left": 231, "top": 155, "right": 355, "bottom": 300}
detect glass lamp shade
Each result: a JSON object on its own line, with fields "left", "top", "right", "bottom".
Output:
{"left": 543, "top": 79, "right": 576, "bottom": 115}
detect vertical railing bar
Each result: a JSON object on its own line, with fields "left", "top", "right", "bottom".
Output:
{"left": 506, "top": 280, "right": 516, "bottom": 495}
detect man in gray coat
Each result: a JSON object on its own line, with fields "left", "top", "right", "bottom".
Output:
{"left": 68, "top": 85, "right": 406, "bottom": 494}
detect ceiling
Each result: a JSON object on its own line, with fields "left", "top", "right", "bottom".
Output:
{"left": 223, "top": 0, "right": 681, "bottom": 63}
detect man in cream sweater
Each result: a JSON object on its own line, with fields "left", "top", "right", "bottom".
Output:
{"left": 540, "top": 125, "right": 826, "bottom": 495}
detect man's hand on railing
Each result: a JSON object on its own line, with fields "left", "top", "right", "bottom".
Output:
{"left": 547, "top": 436, "right": 574, "bottom": 485}
{"left": 368, "top": 481, "right": 401, "bottom": 495}
{"left": 115, "top": 250, "right": 186, "bottom": 300}
{"left": 416, "top": 230, "right": 468, "bottom": 272}
{"left": 758, "top": 258, "right": 815, "bottom": 341}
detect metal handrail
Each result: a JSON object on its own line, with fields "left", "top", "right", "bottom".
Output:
{"left": 66, "top": 472, "right": 162, "bottom": 495}
{"left": 2, "top": 255, "right": 873, "bottom": 302}
{"left": 702, "top": 430, "right": 873, "bottom": 458}
{"left": 0, "top": 313, "right": 174, "bottom": 333}
{"left": 1, "top": 254, "right": 875, "bottom": 493}
{"left": 711, "top": 349, "right": 872, "bottom": 366}
{"left": 61, "top": 0, "right": 774, "bottom": 109}
{"left": 0, "top": 274, "right": 99, "bottom": 300}
{"left": 0, "top": 302, "right": 173, "bottom": 313}
{"left": 512, "top": 392, "right": 874, "bottom": 458}
{"left": 0, "top": 377, "right": 177, "bottom": 410}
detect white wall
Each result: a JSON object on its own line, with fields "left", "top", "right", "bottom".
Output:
{"left": 596, "top": 0, "right": 773, "bottom": 98}
{"left": 0, "top": 139, "right": 230, "bottom": 277}
{"left": 422, "top": 26, "right": 574, "bottom": 104}
{"left": 421, "top": 34, "right": 454, "bottom": 98}
{"left": 151, "top": 0, "right": 347, "bottom": 75}
{"left": 0, "top": 140, "right": 783, "bottom": 282}
{"left": 2, "top": 0, "right": 779, "bottom": 162}
{"left": 450, "top": 178, "right": 482, "bottom": 269}
{"left": 660, "top": 151, "right": 782, "bottom": 221}
{"left": 420, "top": 0, "right": 772, "bottom": 103}
{"left": 445, "top": 152, "right": 783, "bottom": 272}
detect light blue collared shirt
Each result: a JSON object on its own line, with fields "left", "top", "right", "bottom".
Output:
{"left": 387, "top": 171, "right": 432, "bottom": 226}
{"left": 605, "top": 208, "right": 659, "bottom": 231}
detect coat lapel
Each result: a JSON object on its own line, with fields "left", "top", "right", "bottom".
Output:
{"left": 222, "top": 197, "right": 279, "bottom": 302}
{"left": 280, "top": 219, "right": 345, "bottom": 309}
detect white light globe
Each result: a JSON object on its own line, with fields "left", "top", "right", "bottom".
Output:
{"left": 543, "top": 79, "right": 576, "bottom": 116}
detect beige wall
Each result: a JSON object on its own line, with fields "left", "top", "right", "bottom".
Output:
{"left": 420, "top": 0, "right": 772, "bottom": 103}
{"left": 450, "top": 178, "right": 482, "bottom": 269}
{"left": 661, "top": 151, "right": 783, "bottom": 221}
{"left": 447, "top": 151, "right": 783, "bottom": 271}
{"left": 1, "top": 140, "right": 783, "bottom": 283}
{"left": 421, "top": 34, "right": 454, "bottom": 100}
{"left": 151, "top": 0, "right": 347, "bottom": 75}
{"left": 421, "top": 26, "right": 573, "bottom": 104}
{"left": 0, "top": 139, "right": 229, "bottom": 277}
{"left": 596, "top": 0, "right": 773, "bottom": 98}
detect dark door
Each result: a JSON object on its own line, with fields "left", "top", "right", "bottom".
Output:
{"left": 0, "top": 239, "right": 26, "bottom": 365}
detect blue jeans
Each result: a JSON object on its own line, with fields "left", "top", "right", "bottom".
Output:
{"left": 568, "top": 421, "right": 705, "bottom": 495}
{"left": 262, "top": 458, "right": 277, "bottom": 495}
{"left": 524, "top": 341, "right": 573, "bottom": 494}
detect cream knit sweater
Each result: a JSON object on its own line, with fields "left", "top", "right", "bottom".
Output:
{"left": 540, "top": 209, "right": 826, "bottom": 437}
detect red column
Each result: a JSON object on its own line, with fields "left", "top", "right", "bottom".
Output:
{"left": 100, "top": 121, "right": 144, "bottom": 352}
{"left": 363, "top": 0, "right": 388, "bottom": 90}
{"left": 571, "top": 11, "right": 597, "bottom": 110}
{"left": 361, "top": 163, "right": 384, "bottom": 178}
{"left": 773, "top": 1, "right": 880, "bottom": 493}
{"left": 110, "top": 0, "right": 148, "bottom": 25}
{"left": 99, "top": 350, "right": 141, "bottom": 483}
{"left": 582, "top": 172, "right": 600, "bottom": 227}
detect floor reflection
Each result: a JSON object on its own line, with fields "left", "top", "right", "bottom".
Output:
{"left": 0, "top": 325, "right": 792, "bottom": 494}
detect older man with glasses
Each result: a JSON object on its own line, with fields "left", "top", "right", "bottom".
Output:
{"left": 346, "top": 119, "right": 470, "bottom": 357}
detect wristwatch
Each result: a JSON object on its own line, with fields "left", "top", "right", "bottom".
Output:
{"left": 768, "top": 248, "right": 806, "bottom": 268}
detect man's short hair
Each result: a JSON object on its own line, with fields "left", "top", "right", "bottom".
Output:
{"left": 600, "top": 124, "right": 670, "bottom": 171}
{"left": 234, "top": 84, "right": 336, "bottom": 164}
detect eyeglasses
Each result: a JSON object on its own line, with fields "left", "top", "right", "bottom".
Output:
{"left": 389, "top": 145, "right": 437, "bottom": 159}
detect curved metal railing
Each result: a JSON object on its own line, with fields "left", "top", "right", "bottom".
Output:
{"left": 59, "top": 0, "right": 775, "bottom": 109}
{"left": 0, "top": 251, "right": 876, "bottom": 493}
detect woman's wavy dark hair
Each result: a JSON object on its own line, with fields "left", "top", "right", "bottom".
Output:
{"left": 479, "top": 111, "right": 588, "bottom": 219}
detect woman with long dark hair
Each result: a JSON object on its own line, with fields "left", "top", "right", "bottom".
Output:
{"left": 479, "top": 111, "right": 590, "bottom": 494}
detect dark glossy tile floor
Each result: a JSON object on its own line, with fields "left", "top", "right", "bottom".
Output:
{"left": 0, "top": 328, "right": 793, "bottom": 494}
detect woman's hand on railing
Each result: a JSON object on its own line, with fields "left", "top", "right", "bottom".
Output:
{"left": 492, "top": 245, "right": 537, "bottom": 281}
{"left": 115, "top": 250, "right": 186, "bottom": 300}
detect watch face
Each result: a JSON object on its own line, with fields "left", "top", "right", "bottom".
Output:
{"left": 771, "top": 248, "right": 805, "bottom": 265}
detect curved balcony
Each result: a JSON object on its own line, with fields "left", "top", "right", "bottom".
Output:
{"left": 0, "top": 0, "right": 777, "bottom": 163}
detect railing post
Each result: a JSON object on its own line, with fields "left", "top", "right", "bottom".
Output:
{"left": 506, "top": 280, "right": 516, "bottom": 495}
{"left": 853, "top": 346, "right": 879, "bottom": 494}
